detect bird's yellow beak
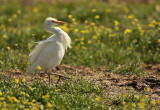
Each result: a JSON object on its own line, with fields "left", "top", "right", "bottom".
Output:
{"left": 55, "top": 21, "right": 66, "bottom": 24}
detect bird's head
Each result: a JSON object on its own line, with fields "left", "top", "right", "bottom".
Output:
{"left": 44, "top": 17, "right": 65, "bottom": 32}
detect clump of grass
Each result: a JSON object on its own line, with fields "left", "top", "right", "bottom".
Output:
{"left": 111, "top": 63, "right": 143, "bottom": 75}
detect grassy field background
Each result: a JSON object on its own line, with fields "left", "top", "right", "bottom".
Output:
{"left": 0, "top": 0, "right": 160, "bottom": 109}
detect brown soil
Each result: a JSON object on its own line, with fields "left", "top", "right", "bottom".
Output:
{"left": 0, "top": 64, "right": 160, "bottom": 99}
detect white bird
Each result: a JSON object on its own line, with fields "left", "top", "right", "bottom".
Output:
{"left": 29, "top": 17, "right": 71, "bottom": 86}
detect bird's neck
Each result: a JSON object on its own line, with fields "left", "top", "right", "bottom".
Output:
{"left": 46, "top": 26, "right": 71, "bottom": 49}
{"left": 46, "top": 26, "right": 59, "bottom": 34}
{"left": 48, "top": 27, "right": 64, "bottom": 41}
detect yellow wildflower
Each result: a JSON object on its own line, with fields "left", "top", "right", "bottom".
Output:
{"left": 148, "top": 50, "right": 152, "bottom": 53}
{"left": 122, "top": 94, "right": 126, "bottom": 98}
{"left": 55, "top": 89, "right": 61, "bottom": 92}
{"left": 128, "top": 14, "right": 134, "bottom": 19}
{"left": 7, "top": 95, "right": 13, "bottom": 102}
{"left": 74, "top": 38, "right": 79, "bottom": 41}
{"left": 84, "top": 20, "right": 88, "bottom": 24}
{"left": 127, "top": 47, "right": 131, "bottom": 50}
{"left": 142, "top": 46, "right": 146, "bottom": 49}
{"left": 123, "top": 87, "right": 126, "bottom": 90}
{"left": 80, "top": 41, "right": 84, "bottom": 45}
{"left": 6, "top": 46, "right": 11, "bottom": 50}
{"left": 20, "top": 91, "right": 25, "bottom": 95}
{"left": 42, "top": 35, "right": 46, "bottom": 39}
{"left": 157, "top": 100, "right": 160, "bottom": 104}
{"left": 122, "top": 101, "right": 126, "bottom": 105}
{"left": 134, "top": 95, "right": 139, "bottom": 99}
{"left": 140, "top": 98, "right": 145, "bottom": 102}
{"left": 17, "top": 10, "right": 21, "bottom": 14}
{"left": 150, "top": 100, "right": 156, "bottom": 105}
{"left": 8, "top": 18, "right": 12, "bottom": 22}
{"left": 2, "top": 34, "right": 8, "bottom": 39}
{"left": 115, "top": 27, "right": 119, "bottom": 31}
{"left": 42, "top": 94, "right": 50, "bottom": 99}
{"left": 14, "top": 44, "right": 18, "bottom": 47}
{"left": 32, "top": 34, "right": 35, "bottom": 37}
{"left": 47, "top": 102, "right": 53, "bottom": 107}
{"left": 91, "top": 9, "right": 96, "bottom": 13}
{"left": 29, "top": 86, "right": 33, "bottom": 91}
{"left": 97, "top": 40, "right": 100, "bottom": 44}
{"left": 95, "top": 15, "right": 100, "bottom": 19}
{"left": 33, "top": 7, "right": 39, "bottom": 13}
{"left": 131, "top": 21, "right": 135, "bottom": 25}
{"left": 87, "top": 40, "right": 92, "bottom": 44}
{"left": 146, "top": 87, "right": 150, "bottom": 92}
{"left": 13, "top": 14, "right": 17, "bottom": 18}
{"left": 26, "top": 94, "right": 29, "bottom": 97}
{"left": 93, "top": 35, "right": 97, "bottom": 39}
{"left": 95, "top": 97, "right": 100, "bottom": 101}
{"left": 131, "top": 103, "right": 136, "bottom": 107}
{"left": 124, "top": 105, "right": 128, "bottom": 108}
{"left": 149, "top": 20, "right": 156, "bottom": 28}
{"left": 82, "top": 46, "right": 87, "bottom": 50}
{"left": 12, "top": 97, "right": 20, "bottom": 103}
{"left": 100, "top": 25, "right": 105, "bottom": 29}
{"left": 72, "top": 18, "right": 76, "bottom": 22}
{"left": 36, "top": 65, "right": 42, "bottom": 70}
{"left": 114, "top": 20, "right": 119, "bottom": 25}
{"left": 68, "top": 14, "right": 72, "bottom": 19}
{"left": 124, "top": 7, "right": 129, "bottom": 13}
{"left": 133, "top": 40, "right": 137, "bottom": 43}
{"left": 144, "top": 95, "right": 148, "bottom": 99}
{"left": 0, "top": 91, "right": 2, "bottom": 96}
{"left": 138, "top": 103, "right": 145, "bottom": 109}
{"left": 15, "top": 78, "right": 19, "bottom": 84}
{"left": 118, "top": 41, "right": 121, "bottom": 45}
{"left": 148, "top": 41, "right": 151, "bottom": 44}
{"left": 91, "top": 22, "right": 95, "bottom": 26}
{"left": 74, "top": 29, "right": 79, "bottom": 32}
{"left": 0, "top": 97, "right": 5, "bottom": 101}
{"left": 32, "top": 99, "right": 36, "bottom": 103}
{"left": 124, "top": 29, "right": 132, "bottom": 36}
{"left": 22, "top": 78, "right": 26, "bottom": 83}
{"left": 158, "top": 39, "right": 160, "bottom": 43}
{"left": 134, "top": 18, "right": 138, "bottom": 22}
{"left": 24, "top": 99, "right": 29, "bottom": 104}
{"left": 80, "top": 37, "right": 84, "bottom": 41}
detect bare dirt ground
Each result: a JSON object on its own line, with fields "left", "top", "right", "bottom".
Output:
{"left": 0, "top": 64, "right": 160, "bottom": 99}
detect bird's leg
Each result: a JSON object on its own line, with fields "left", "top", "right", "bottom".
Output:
{"left": 46, "top": 69, "right": 51, "bottom": 87}
{"left": 56, "top": 76, "right": 61, "bottom": 84}
{"left": 48, "top": 73, "right": 51, "bottom": 87}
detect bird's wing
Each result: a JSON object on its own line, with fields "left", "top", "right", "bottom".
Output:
{"left": 63, "top": 32, "right": 71, "bottom": 49}
{"left": 29, "top": 40, "right": 55, "bottom": 63}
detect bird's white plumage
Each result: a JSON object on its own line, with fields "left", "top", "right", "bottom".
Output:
{"left": 29, "top": 17, "right": 71, "bottom": 74}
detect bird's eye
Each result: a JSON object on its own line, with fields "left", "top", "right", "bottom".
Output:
{"left": 51, "top": 20, "right": 55, "bottom": 22}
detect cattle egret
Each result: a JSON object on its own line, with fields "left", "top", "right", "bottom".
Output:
{"left": 29, "top": 17, "right": 71, "bottom": 86}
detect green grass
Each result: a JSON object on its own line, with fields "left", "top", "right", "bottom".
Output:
{"left": 0, "top": 75, "right": 105, "bottom": 109}
{"left": 0, "top": 75, "right": 159, "bottom": 109}
{"left": 0, "top": 0, "right": 160, "bottom": 109}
